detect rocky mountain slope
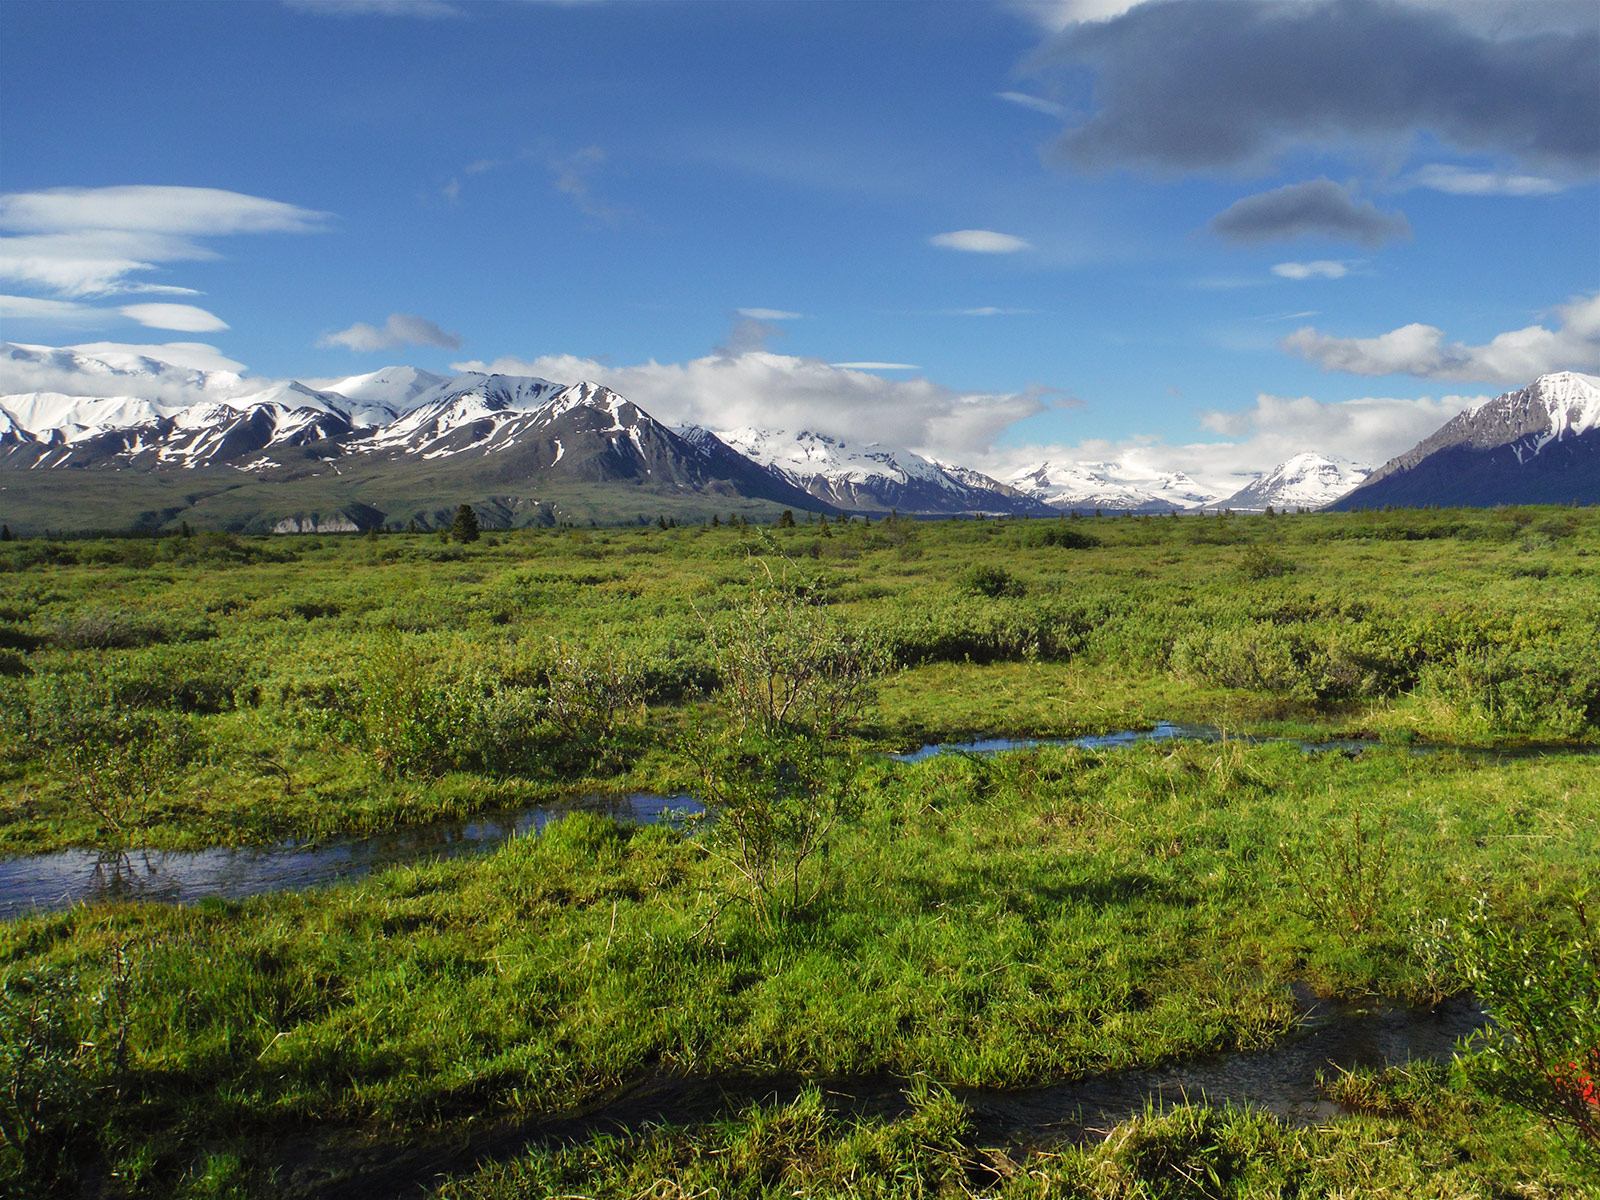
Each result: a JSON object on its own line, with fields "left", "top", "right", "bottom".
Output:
{"left": 697, "top": 425, "right": 1052, "bottom": 516}
{"left": 1330, "top": 372, "right": 1600, "bottom": 509}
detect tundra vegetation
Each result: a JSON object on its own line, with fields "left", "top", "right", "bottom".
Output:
{"left": 0, "top": 506, "right": 1596, "bottom": 1196}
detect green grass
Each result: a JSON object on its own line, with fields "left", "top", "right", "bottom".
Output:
{"left": 0, "top": 507, "right": 1597, "bottom": 1194}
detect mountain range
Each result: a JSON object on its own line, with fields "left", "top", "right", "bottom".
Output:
{"left": 1, "top": 341, "right": 1593, "bottom": 533}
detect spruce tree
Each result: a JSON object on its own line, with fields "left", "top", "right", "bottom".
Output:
{"left": 778, "top": 509, "right": 796, "bottom": 528}
{"left": 451, "top": 504, "right": 481, "bottom": 543}
{"left": 0, "top": 524, "right": 11, "bottom": 542}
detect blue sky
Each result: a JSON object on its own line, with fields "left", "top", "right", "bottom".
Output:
{"left": 1, "top": 0, "right": 1596, "bottom": 486}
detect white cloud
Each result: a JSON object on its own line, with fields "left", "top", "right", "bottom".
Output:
{"left": 997, "top": 91, "right": 1068, "bottom": 118}
{"left": 929, "top": 230, "right": 1032, "bottom": 254}
{"left": 550, "top": 146, "right": 628, "bottom": 225}
{"left": 319, "top": 313, "right": 463, "bottom": 352}
{"left": 1282, "top": 292, "right": 1600, "bottom": 383}
{"left": 957, "top": 306, "right": 1039, "bottom": 316}
{"left": 0, "top": 341, "right": 253, "bottom": 403}
{"left": 737, "top": 308, "right": 804, "bottom": 320}
{"left": 0, "top": 295, "right": 104, "bottom": 324}
{"left": 1271, "top": 260, "right": 1351, "bottom": 280}
{"left": 450, "top": 350, "right": 1049, "bottom": 459}
{"left": 830, "top": 362, "right": 919, "bottom": 370}
{"left": 0, "top": 186, "right": 330, "bottom": 299}
{"left": 1, "top": 294, "right": 228, "bottom": 333}
{"left": 284, "top": 0, "right": 463, "bottom": 16}
{"left": 972, "top": 388, "right": 1481, "bottom": 495}
{"left": 118, "top": 303, "right": 229, "bottom": 333}
{"left": 1403, "top": 163, "right": 1566, "bottom": 196}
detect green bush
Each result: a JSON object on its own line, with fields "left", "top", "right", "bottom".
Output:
{"left": 955, "top": 564, "right": 1026, "bottom": 598}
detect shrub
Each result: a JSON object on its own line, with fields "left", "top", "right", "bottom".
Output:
{"left": 1455, "top": 894, "right": 1599, "bottom": 1158}
{"left": 955, "top": 564, "right": 1026, "bottom": 599}
{"left": 1029, "top": 525, "right": 1101, "bottom": 550}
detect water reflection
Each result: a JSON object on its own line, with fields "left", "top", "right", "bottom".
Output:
{"left": 0, "top": 793, "right": 702, "bottom": 919}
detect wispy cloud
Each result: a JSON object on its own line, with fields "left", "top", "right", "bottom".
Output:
{"left": 996, "top": 91, "right": 1067, "bottom": 118}
{"left": 1, "top": 293, "right": 229, "bottom": 333}
{"left": 929, "top": 229, "right": 1031, "bottom": 254}
{"left": 1402, "top": 163, "right": 1567, "bottom": 196}
{"left": 830, "top": 361, "right": 918, "bottom": 370}
{"left": 737, "top": 308, "right": 803, "bottom": 320}
{"left": 550, "top": 146, "right": 629, "bottom": 226}
{"left": 1282, "top": 292, "right": 1600, "bottom": 384}
{"left": 319, "top": 312, "right": 462, "bottom": 352}
{"left": 1211, "top": 181, "right": 1409, "bottom": 248}
{"left": 0, "top": 185, "right": 330, "bottom": 300}
{"left": 284, "top": 0, "right": 464, "bottom": 18}
{"left": 119, "top": 303, "right": 229, "bottom": 333}
{"left": 1271, "top": 260, "right": 1352, "bottom": 281}
{"left": 955, "top": 306, "right": 1039, "bottom": 316}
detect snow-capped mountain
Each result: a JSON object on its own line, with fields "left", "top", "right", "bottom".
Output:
{"left": 0, "top": 343, "right": 823, "bottom": 527}
{"left": 1007, "top": 460, "right": 1224, "bottom": 513}
{"left": 1216, "top": 453, "right": 1370, "bottom": 512}
{"left": 701, "top": 426, "right": 1050, "bottom": 515}
{"left": 1331, "top": 372, "right": 1600, "bottom": 510}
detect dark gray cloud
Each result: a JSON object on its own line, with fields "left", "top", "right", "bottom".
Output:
{"left": 1042, "top": 0, "right": 1600, "bottom": 175}
{"left": 1211, "top": 180, "right": 1410, "bottom": 247}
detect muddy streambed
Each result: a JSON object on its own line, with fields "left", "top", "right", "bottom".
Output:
{"left": 279, "top": 986, "right": 1487, "bottom": 1199}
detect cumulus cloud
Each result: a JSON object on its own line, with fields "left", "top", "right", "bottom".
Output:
{"left": 319, "top": 313, "right": 463, "bottom": 353}
{"left": 1211, "top": 181, "right": 1409, "bottom": 247}
{"left": 0, "top": 185, "right": 331, "bottom": 300}
{"left": 1271, "top": 260, "right": 1351, "bottom": 280}
{"left": 449, "top": 350, "right": 1051, "bottom": 459}
{"left": 1403, "top": 163, "right": 1567, "bottom": 196}
{"left": 1039, "top": 0, "right": 1600, "bottom": 176}
{"left": 1282, "top": 292, "right": 1600, "bottom": 383}
{"left": 831, "top": 361, "right": 919, "bottom": 370}
{"left": 972, "top": 388, "right": 1481, "bottom": 496}
{"left": 929, "top": 229, "right": 1032, "bottom": 254}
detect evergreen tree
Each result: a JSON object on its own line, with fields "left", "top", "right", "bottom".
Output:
{"left": 451, "top": 504, "right": 481, "bottom": 543}
{"left": 711, "top": 513, "right": 721, "bottom": 528}
{"left": 657, "top": 514, "right": 669, "bottom": 530}
{"left": 778, "top": 509, "right": 796, "bottom": 528}
{"left": 0, "top": 524, "right": 10, "bottom": 542}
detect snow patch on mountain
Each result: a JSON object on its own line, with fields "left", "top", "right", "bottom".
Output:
{"left": 1215, "top": 453, "right": 1370, "bottom": 512}
{"left": 1007, "top": 460, "right": 1225, "bottom": 512}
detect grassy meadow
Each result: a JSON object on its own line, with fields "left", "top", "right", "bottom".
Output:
{"left": 1, "top": 506, "right": 1597, "bottom": 1196}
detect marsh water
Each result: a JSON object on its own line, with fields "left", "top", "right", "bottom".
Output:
{"left": 0, "top": 792, "right": 703, "bottom": 918}
{"left": 4, "top": 720, "right": 1591, "bottom": 918}
{"left": 287, "top": 985, "right": 1487, "bottom": 1199}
